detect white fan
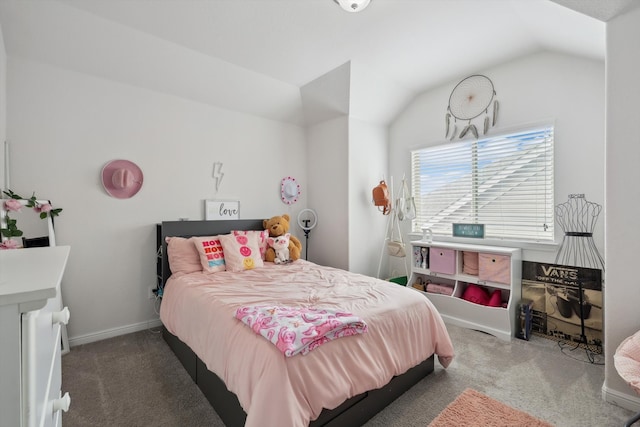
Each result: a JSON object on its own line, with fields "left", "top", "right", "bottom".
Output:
{"left": 297, "top": 209, "right": 318, "bottom": 260}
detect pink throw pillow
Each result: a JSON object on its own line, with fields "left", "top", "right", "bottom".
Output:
{"left": 462, "top": 251, "right": 479, "bottom": 275}
{"left": 218, "top": 233, "right": 264, "bottom": 272}
{"left": 166, "top": 236, "right": 202, "bottom": 275}
{"left": 462, "top": 284, "right": 490, "bottom": 306}
{"left": 231, "top": 229, "right": 269, "bottom": 260}
{"left": 192, "top": 235, "right": 227, "bottom": 273}
{"left": 487, "top": 289, "right": 502, "bottom": 307}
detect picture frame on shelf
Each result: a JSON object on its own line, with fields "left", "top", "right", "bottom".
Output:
{"left": 452, "top": 223, "right": 485, "bottom": 238}
{"left": 204, "top": 200, "right": 240, "bottom": 220}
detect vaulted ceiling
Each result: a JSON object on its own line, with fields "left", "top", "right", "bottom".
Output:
{"left": 0, "top": 0, "right": 637, "bottom": 125}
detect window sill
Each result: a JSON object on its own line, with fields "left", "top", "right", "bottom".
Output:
{"left": 407, "top": 233, "right": 559, "bottom": 252}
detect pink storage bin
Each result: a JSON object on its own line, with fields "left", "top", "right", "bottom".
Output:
{"left": 430, "top": 247, "right": 456, "bottom": 274}
{"left": 426, "top": 282, "right": 454, "bottom": 296}
{"left": 479, "top": 253, "right": 511, "bottom": 284}
{"left": 462, "top": 251, "right": 479, "bottom": 275}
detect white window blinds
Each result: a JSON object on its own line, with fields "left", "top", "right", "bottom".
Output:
{"left": 411, "top": 126, "right": 554, "bottom": 242}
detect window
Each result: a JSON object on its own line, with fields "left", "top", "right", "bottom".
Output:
{"left": 411, "top": 126, "right": 554, "bottom": 242}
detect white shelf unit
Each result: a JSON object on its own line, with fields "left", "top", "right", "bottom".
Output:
{"left": 409, "top": 240, "right": 522, "bottom": 341}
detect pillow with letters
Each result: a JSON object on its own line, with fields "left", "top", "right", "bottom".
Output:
{"left": 219, "top": 232, "right": 264, "bottom": 272}
{"left": 192, "top": 235, "right": 227, "bottom": 273}
{"left": 166, "top": 236, "right": 202, "bottom": 275}
{"left": 231, "top": 229, "right": 269, "bottom": 260}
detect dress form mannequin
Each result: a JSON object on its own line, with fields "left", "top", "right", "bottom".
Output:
{"left": 555, "top": 193, "right": 604, "bottom": 271}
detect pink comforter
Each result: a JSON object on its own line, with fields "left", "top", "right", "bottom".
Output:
{"left": 160, "top": 260, "right": 454, "bottom": 427}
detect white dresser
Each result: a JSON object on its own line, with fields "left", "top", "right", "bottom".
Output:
{"left": 0, "top": 246, "right": 71, "bottom": 427}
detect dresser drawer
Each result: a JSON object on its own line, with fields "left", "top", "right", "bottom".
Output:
{"left": 429, "top": 247, "right": 456, "bottom": 275}
{"left": 44, "top": 343, "right": 64, "bottom": 427}
{"left": 22, "top": 294, "right": 68, "bottom": 427}
{"left": 479, "top": 253, "right": 511, "bottom": 284}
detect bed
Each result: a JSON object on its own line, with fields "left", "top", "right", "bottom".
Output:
{"left": 158, "top": 219, "right": 454, "bottom": 427}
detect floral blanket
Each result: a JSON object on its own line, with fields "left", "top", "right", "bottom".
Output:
{"left": 235, "top": 305, "right": 368, "bottom": 357}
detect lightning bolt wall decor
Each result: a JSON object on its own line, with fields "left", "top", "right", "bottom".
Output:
{"left": 212, "top": 162, "right": 224, "bottom": 193}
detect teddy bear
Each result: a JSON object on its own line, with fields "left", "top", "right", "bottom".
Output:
{"left": 263, "top": 214, "right": 302, "bottom": 262}
{"left": 268, "top": 233, "right": 291, "bottom": 264}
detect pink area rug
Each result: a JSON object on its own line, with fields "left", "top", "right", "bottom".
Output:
{"left": 428, "top": 388, "right": 554, "bottom": 427}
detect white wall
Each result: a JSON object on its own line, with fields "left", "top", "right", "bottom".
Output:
{"left": 306, "top": 116, "right": 349, "bottom": 270}
{"left": 306, "top": 115, "right": 389, "bottom": 277}
{"left": 348, "top": 117, "right": 388, "bottom": 277}
{"left": 0, "top": 22, "right": 6, "bottom": 193}
{"left": 303, "top": 61, "right": 391, "bottom": 277}
{"left": 390, "top": 51, "right": 605, "bottom": 265}
{"left": 7, "top": 57, "right": 307, "bottom": 344}
{"left": 347, "top": 61, "right": 401, "bottom": 278}
{"left": 603, "top": 6, "right": 640, "bottom": 411}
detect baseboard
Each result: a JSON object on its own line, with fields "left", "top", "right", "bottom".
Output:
{"left": 602, "top": 384, "right": 640, "bottom": 412}
{"left": 68, "top": 318, "right": 163, "bottom": 347}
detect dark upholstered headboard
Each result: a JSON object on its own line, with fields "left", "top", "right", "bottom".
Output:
{"left": 160, "top": 219, "right": 265, "bottom": 288}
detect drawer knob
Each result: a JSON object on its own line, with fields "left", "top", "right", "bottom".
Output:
{"left": 52, "top": 392, "right": 71, "bottom": 413}
{"left": 52, "top": 307, "right": 70, "bottom": 325}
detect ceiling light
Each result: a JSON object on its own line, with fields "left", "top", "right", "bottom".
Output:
{"left": 333, "top": 0, "right": 371, "bottom": 13}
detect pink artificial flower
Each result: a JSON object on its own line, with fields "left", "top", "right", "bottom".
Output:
{"left": 3, "top": 199, "right": 22, "bottom": 212}
{"left": 34, "top": 203, "right": 53, "bottom": 213}
{"left": 0, "top": 239, "right": 20, "bottom": 250}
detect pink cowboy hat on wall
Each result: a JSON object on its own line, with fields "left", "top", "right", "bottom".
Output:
{"left": 101, "top": 159, "right": 144, "bottom": 199}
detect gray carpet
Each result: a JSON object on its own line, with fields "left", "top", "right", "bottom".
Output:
{"left": 62, "top": 324, "right": 634, "bottom": 427}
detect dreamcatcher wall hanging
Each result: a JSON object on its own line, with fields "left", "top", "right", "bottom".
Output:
{"left": 446, "top": 74, "right": 498, "bottom": 140}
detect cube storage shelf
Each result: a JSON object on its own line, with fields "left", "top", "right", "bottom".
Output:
{"left": 409, "top": 240, "right": 522, "bottom": 341}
